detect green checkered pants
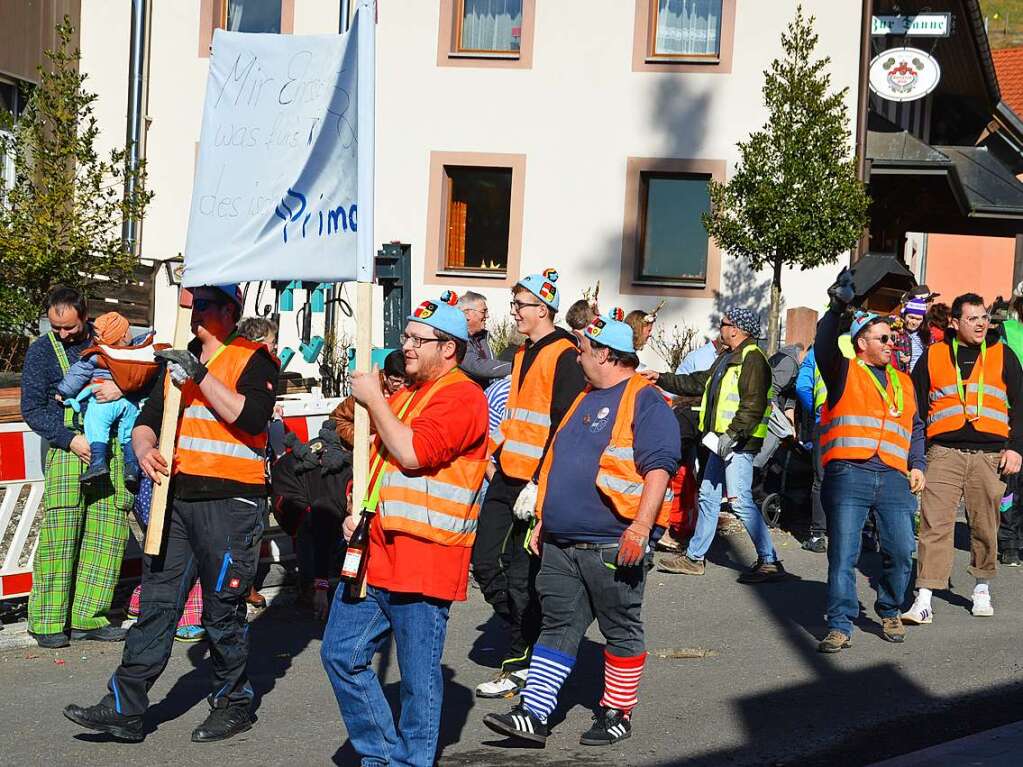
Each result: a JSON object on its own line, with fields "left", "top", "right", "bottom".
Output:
{"left": 28, "top": 445, "right": 133, "bottom": 635}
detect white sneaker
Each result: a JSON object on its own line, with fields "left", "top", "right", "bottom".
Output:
{"left": 972, "top": 590, "right": 994, "bottom": 617}
{"left": 475, "top": 669, "right": 528, "bottom": 699}
{"left": 901, "top": 600, "right": 933, "bottom": 625}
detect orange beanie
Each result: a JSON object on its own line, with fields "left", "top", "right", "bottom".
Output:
{"left": 94, "top": 312, "right": 130, "bottom": 345}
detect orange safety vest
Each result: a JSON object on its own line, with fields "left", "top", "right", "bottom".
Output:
{"left": 377, "top": 368, "right": 488, "bottom": 547}
{"left": 492, "top": 337, "right": 577, "bottom": 481}
{"left": 926, "top": 341, "right": 1009, "bottom": 439}
{"left": 820, "top": 360, "right": 916, "bottom": 472}
{"left": 175, "top": 337, "right": 269, "bottom": 484}
{"left": 536, "top": 373, "right": 674, "bottom": 528}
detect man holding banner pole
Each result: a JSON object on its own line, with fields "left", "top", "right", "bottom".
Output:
{"left": 321, "top": 294, "right": 489, "bottom": 766}
{"left": 63, "top": 284, "right": 279, "bottom": 743}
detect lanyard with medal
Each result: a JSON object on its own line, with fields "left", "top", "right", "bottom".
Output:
{"left": 857, "top": 359, "right": 903, "bottom": 417}
{"left": 952, "top": 338, "right": 985, "bottom": 422}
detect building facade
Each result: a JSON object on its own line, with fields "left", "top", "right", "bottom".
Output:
{"left": 68, "top": 1, "right": 865, "bottom": 369}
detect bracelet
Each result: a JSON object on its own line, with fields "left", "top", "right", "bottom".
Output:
{"left": 314, "top": 578, "right": 329, "bottom": 591}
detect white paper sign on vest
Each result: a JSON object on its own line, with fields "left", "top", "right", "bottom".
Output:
{"left": 182, "top": 22, "right": 360, "bottom": 286}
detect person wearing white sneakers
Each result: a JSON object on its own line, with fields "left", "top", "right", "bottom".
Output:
{"left": 904, "top": 293, "right": 1023, "bottom": 625}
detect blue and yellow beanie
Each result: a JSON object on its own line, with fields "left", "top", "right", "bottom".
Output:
{"left": 408, "top": 291, "right": 469, "bottom": 341}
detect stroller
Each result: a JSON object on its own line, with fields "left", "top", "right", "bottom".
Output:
{"left": 752, "top": 407, "right": 813, "bottom": 529}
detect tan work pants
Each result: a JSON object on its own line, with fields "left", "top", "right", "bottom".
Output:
{"left": 916, "top": 445, "right": 1004, "bottom": 590}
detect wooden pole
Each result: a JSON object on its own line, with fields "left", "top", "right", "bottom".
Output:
{"left": 143, "top": 287, "right": 193, "bottom": 555}
{"left": 348, "top": 0, "right": 376, "bottom": 598}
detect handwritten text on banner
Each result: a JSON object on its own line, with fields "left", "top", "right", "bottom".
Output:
{"left": 183, "top": 22, "right": 359, "bottom": 286}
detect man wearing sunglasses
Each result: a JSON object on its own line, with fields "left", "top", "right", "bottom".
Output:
{"left": 472, "top": 269, "right": 586, "bottom": 699}
{"left": 651, "top": 306, "right": 785, "bottom": 584}
{"left": 813, "top": 270, "right": 927, "bottom": 652}
{"left": 65, "top": 284, "right": 279, "bottom": 743}
{"left": 903, "top": 293, "right": 1023, "bottom": 625}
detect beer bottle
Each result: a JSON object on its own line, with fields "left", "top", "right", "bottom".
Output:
{"left": 340, "top": 511, "right": 374, "bottom": 583}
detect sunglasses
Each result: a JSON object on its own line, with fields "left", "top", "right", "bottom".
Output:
{"left": 868, "top": 334, "right": 893, "bottom": 344}
{"left": 193, "top": 298, "right": 228, "bottom": 312}
{"left": 720, "top": 320, "right": 736, "bottom": 329}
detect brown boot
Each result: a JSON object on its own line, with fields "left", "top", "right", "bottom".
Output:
{"left": 881, "top": 615, "right": 906, "bottom": 643}
{"left": 738, "top": 559, "right": 788, "bottom": 584}
{"left": 656, "top": 554, "right": 705, "bottom": 575}
{"left": 817, "top": 630, "right": 851, "bottom": 653}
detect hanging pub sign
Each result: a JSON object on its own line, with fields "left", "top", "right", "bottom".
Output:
{"left": 871, "top": 13, "right": 951, "bottom": 37}
{"left": 868, "top": 47, "right": 942, "bottom": 103}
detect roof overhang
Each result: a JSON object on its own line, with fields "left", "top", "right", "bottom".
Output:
{"left": 867, "top": 130, "right": 1023, "bottom": 236}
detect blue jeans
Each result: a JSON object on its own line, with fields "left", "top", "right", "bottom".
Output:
{"left": 321, "top": 585, "right": 451, "bottom": 767}
{"left": 687, "top": 451, "right": 778, "bottom": 563}
{"left": 821, "top": 461, "right": 916, "bottom": 636}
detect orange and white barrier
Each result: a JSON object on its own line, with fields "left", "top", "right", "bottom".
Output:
{"left": 0, "top": 396, "right": 340, "bottom": 599}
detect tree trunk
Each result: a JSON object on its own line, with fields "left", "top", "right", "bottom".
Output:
{"left": 767, "top": 257, "right": 783, "bottom": 354}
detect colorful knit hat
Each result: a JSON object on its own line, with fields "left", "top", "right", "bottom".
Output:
{"left": 903, "top": 299, "right": 927, "bottom": 317}
{"left": 584, "top": 307, "right": 636, "bottom": 354}
{"left": 408, "top": 290, "right": 469, "bottom": 341}
{"left": 516, "top": 268, "right": 561, "bottom": 311}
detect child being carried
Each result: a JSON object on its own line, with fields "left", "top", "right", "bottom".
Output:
{"left": 56, "top": 312, "right": 162, "bottom": 493}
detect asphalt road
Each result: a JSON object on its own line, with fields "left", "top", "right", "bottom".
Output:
{"left": 2, "top": 520, "right": 1023, "bottom": 767}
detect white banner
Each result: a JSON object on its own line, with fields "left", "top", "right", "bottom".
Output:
{"left": 183, "top": 22, "right": 360, "bottom": 287}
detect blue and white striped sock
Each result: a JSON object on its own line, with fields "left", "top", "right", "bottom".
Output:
{"left": 521, "top": 644, "right": 575, "bottom": 723}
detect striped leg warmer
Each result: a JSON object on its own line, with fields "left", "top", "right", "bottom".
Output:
{"left": 521, "top": 644, "right": 575, "bottom": 723}
{"left": 600, "top": 650, "right": 647, "bottom": 714}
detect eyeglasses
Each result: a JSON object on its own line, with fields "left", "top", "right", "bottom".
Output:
{"left": 463, "top": 306, "right": 488, "bottom": 317}
{"left": 400, "top": 333, "right": 447, "bottom": 349}
{"left": 510, "top": 300, "right": 542, "bottom": 313}
{"left": 193, "top": 298, "right": 227, "bottom": 312}
{"left": 960, "top": 315, "right": 990, "bottom": 326}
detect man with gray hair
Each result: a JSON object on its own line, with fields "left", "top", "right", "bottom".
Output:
{"left": 459, "top": 291, "right": 512, "bottom": 387}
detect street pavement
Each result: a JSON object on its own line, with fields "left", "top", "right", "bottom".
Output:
{"left": 2, "top": 519, "right": 1023, "bottom": 767}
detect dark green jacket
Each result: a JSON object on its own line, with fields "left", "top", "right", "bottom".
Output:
{"left": 656, "top": 337, "right": 772, "bottom": 453}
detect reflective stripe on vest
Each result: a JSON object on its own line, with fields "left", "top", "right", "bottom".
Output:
{"left": 376, "top": 368, "right": 488, "bottom": 547}
{"left": 925, "top": 341, "right": 1009, "bottom": 439}
{"left": 536, "top": 373, "right": 674, "bottom": 528}
{"left": 175, "top": 337, "right": 269, "bottom": 484}
{"left": 812, "top": 365, "right": 827, "bottom": 411}
{"left": 495, "top": 337, "right": 578, "bottom": 480}
{"left": 699, "top": 344, "right": 773, "bottom": 438}
{"left": 820, "top": 360, "right": 916, "bottom": 472}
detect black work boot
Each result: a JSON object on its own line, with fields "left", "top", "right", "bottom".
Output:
{"left": 33, "top": 631, "right": 70, "bottom": 649}
{"left": 70, "top": 625, "right": 128, "bottom": 642}
{"left": 191, "top": 704, "right": 254, "bottom": 743}
{"left": 63, "top": 702, "right": 144, "bottom": 742}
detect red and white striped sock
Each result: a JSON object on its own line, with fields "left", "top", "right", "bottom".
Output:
{"left": 599, "top": 649, "right": 646, "bottom": 715}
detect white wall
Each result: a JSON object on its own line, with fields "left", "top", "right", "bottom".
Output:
{"left": 78, "top": 0, "right": 863, "bottom": 374}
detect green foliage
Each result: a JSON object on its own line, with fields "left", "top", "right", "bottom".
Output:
{"left": 0, "top": 16, "right": 152, "bottom": 337}
{"left": 702, "top": 5, "right": 869, "bottom": 352}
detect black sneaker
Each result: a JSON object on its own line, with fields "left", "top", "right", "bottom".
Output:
{"left": 71, "top": 625, "right": 128, "bottom": 642}
{"left": 33, "top": 631, "right": 70, "bottom": 649}
{"left": 579, "top": 707, "right": 633, "bottom": 746}
{"left": 63, "top": 702, "right": 144, "bottom": 742}
{"left": 1000, "top": 549, "right": 1022, "bottom": 567}
{"left": 191, "top": 705, "right": 254, "bottom": 743}
{"left": 801, "top": 535, "right": 827, "bottom": 554}
{"left": 482, "top": 704, "right": 548, "bottom": 745}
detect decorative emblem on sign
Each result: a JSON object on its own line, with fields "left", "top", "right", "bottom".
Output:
{"left": 868, "top": 47, "right": 941, "bottom": 103}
